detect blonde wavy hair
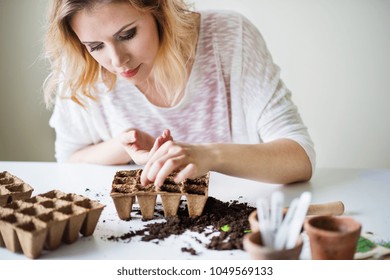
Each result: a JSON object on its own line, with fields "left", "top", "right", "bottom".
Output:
{"left": 43, "top": 0, "right": 198, "bottom": 107}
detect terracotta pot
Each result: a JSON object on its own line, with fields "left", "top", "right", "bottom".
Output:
{"left": 248, "top": 210, "right": 260, "bottom": 232}
{"left": 248, "top": 210, "right": 290, "bottom": 232}
{"left": 243, "top": 231, "right": 303, "bottom": 260}
{"left": 304, "top": 215, "right": 361, "bottom": 260}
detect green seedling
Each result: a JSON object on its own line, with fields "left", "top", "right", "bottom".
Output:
{"left": 379, "top": 241, "right": 390, "bottom": 249}
{"left": 220, "top": 224, "right": 231, "bottom": 232}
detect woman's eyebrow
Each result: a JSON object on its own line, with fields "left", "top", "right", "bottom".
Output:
{"left": 81, "top": 20, "right": 138, "bottom": 44}
{"left": 113, "top": 20, "right": 138, "bottom": 38}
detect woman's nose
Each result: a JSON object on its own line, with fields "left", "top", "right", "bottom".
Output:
{"left": 110, "top": 45, "right": 129, "bottom": 68}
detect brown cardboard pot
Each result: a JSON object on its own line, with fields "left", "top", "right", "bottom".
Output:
{"left": 304, "top": 215, "right": 361, "bottom": 260}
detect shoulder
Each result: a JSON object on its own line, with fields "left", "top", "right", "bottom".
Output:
{"left": 198, "top": 9, "right": 250, "bottom": 24}
{"left": 198, "top": 10, "right": 264, "bottom": 53}
{"left": 199, "top": 9, "right": 252, "bottom": 34}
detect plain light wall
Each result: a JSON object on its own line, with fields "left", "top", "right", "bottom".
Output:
{"left": 0, "top": 0, "right": 54, "bottom": 161}
{"left": 0, "top": 0, "right": 389, "bottom": 168}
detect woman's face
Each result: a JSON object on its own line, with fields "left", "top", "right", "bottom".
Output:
{"left": 71, "top": 2, "right": 159, "bottom": 85}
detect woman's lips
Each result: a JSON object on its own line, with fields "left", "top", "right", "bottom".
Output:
{"left": 120, "top": 65, "right": 140, "bottom": 78}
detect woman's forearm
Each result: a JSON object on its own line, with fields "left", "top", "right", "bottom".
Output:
{"left": 68, "top": 138, "right": 131, "bottom": 165}
{"left": 206, "top": 139, "right": 312, "bottom": 184}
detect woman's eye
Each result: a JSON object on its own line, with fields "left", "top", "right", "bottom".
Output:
{"left": 89, "top": 43, "right": 104, "bottom": 52}
{"left": 119, "top": 28, "right": 137, "bottom": 41}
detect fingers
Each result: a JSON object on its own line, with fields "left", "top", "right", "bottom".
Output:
{"left": 162, "top": 129, "right": 173, "bottom": 141}
{"left": 151, "top": 155, "right": 187, "bottom": 187}
{"left": 119, "top": 130, "right": 137, "bottom": 145}
{"left": 139, "top": 130, "right": 205, "bottom": 188}
{"left": 141, "top": 140, "right": 174, "bottom": 186}
{"left": 140, "top": 141, "right": 204, "bottom": 188}
{"left": 148, "top": 135, "right": 164, "bottom": 157}
{"left": 149, "top": 130, "right": 173, "bottom": 154}
{"left": 174, "top": 163, "right": 197, "bottom": 183}
{"left": 119, "top": 130, "right": 139, "bottom": 155}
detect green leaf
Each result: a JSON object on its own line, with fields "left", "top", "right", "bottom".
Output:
{"left": 356, "top": 236, "right": 376, "bottom": 253}
{"left": 220, "top": 224, "right": 231, "bottom": 232}
{"left": 243, "top": 229, "right": 252, "bottom": 233}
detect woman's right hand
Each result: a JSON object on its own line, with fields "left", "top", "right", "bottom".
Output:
{"left": 118, "top": 129, "right": 172, "bottom": 165}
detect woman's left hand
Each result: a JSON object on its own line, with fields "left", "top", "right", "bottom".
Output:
{"left": 119, "top": 129, "right": 173, "bottom": 165}
{"left": 140, "top": 141, "right": 212, "bottom": 187}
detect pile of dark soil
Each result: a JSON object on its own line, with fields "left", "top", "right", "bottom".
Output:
{"left": 107, "top": 196, "right": 255, "bottom": 253}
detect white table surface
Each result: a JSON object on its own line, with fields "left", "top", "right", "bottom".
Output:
{"left": 1, "top": 161, "right": 389, "bottom": 260}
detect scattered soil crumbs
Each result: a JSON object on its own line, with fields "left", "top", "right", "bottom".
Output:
{"left": 181, "top": 247, "right": 198, "bottom": 255}
{"left": 107, "top": 197, "right": 255, "bottom": 252}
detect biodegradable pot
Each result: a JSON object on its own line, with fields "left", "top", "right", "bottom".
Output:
{"left": 14, "top": 220, "right": 48, "bottom": 259}
{"left": 186, "top": 194, "right": 208, "bottom": 217}
{"left": 136, "top": 194, "right": 157, "bottom": 220}
{"left": 56, "top": 205, "right": 87, "bottom": 244}
{"left": 110, "top": 193, "right": 134, "bottom": 221}
{"left": 160, "top": 194, "right": 182, "bottom": 217}
{"left": 0, "top": 208, "right": 14, "bottom": 247}
{"left": 35, "top": 211, "right": 68, "bottom": 250}
{"left": 75, "top": 200, "right": 105, "bottom": 236}
{"left": 243, "top": 231, "right": 303, "bottom": 260}
{"left": 304, "top": 215, "right": 361, "bottom": 260}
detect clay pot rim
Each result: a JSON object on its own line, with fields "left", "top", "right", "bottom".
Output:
{"left": 304, "top": 215, "right": 361, "bottom": 236}
{"left": 243, "top": 231, "right": 303, "bottom": 259}
{"left": 249, "top": 209, "right": 329, "bottom": 222}
{"left": 248, "top": 211, "right": 258, "bottom": 222}
{"left": 244, "top": 231, "right": 303, "bottom": 251}
{"left": 249, "top": 210, "right": 293, "bottom": 232}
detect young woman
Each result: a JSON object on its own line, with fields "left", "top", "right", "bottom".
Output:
{"left": 44, "top": 0, "right": 315, "bottom": 187}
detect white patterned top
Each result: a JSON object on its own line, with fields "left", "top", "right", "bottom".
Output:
{"left": 49, "top": 10, "right": 316, "bottom": 170}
